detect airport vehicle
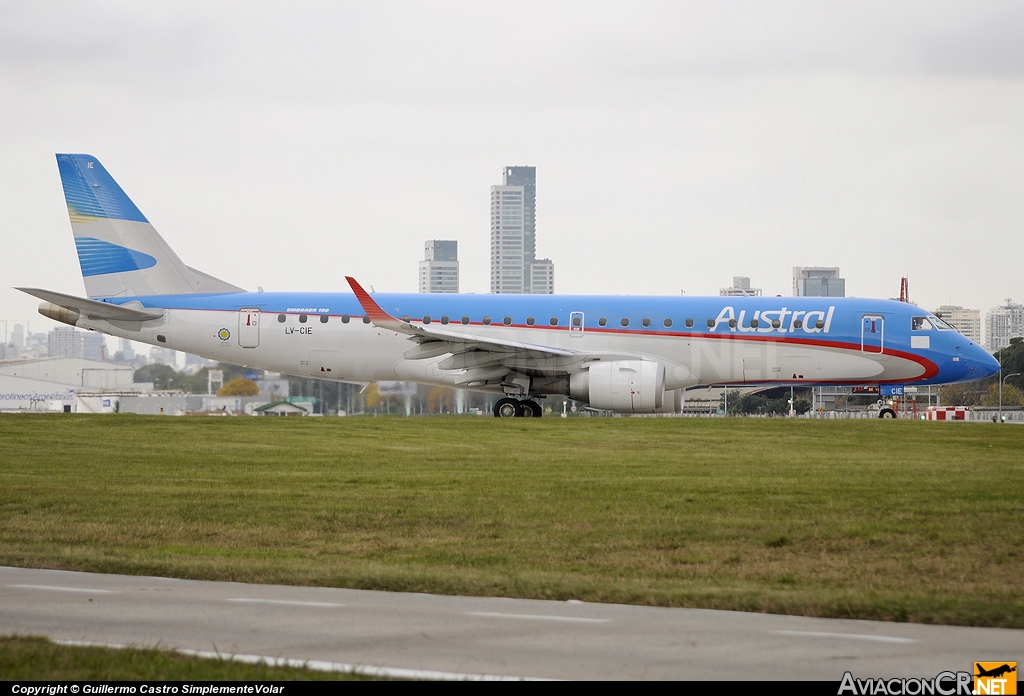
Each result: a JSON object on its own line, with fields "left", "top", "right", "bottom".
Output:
{"left": 19, "top": 154, "right": 1001, "bottom": 417}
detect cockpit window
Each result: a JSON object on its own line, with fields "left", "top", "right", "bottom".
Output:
{"left": 930, "top": 315, "right": 954, "bottom": 331}
{"left": 912, "top": 317, "right": 933, "bottom": 331}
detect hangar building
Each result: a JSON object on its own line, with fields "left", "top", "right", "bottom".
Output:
{"left": 0, "top": 358, "right": 148, "bottom": 412}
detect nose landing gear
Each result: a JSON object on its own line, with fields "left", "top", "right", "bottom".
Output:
{"left": 493, "top": 397, "right": 543, "bottom": 418}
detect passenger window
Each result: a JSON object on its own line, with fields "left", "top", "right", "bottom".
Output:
{"left": 363, "top": 316, "right": 371, "bottom": 324}
{"left": 642, "top": 318, "right": 651, "bottom": 328}
{"left": 772, "top": 319, "right": 781, "bottom": 328}
{"left": 503, "top": 316, "right": 512, "bottom": 326}
{"left": 440, "top": 316, "right": 449, "bottom": 325}
{"left": 402, "top": 315, "right": 411, "bottom": 323}
{"left": 750, "top": 319, "right": 759, "bottom": 328}
{"left": 278, "top": 314, "right": 286, "bottom": 323}
{"left": 423, "top": 315, "right": 431, "bottom": 324}
{"left": 728, "top": 319, "right": 737, "bottom": 328}
{"left": 550, "top": 317, "right": 558, "bottom": 326}
{"left": 320, "top": 315, "right": 328, "bottom": 323}
{"left": 572, "top": 316, "right": 581, "bottom": 327}
{"left": 299, "top": 314, "right": 307, "bottom": 324}
{"left": 598, "top": 318, "right": 607, "bottom": 327}
{"left": 483, "top": 316, "right": 491, "bottom": 325}
{"left": 706, "top": 319, "right": 715, "bottom": 328}
{"left": 815, "top": 319, "right": 825, "bottom": 329}
{"left": 664, "top": 318, "right": 672, "bottom": 328}
{"left": 793, "top": 319, "right": 801, "bottom": 329}
{"left": 342, "top": 315, "right": 350, "bottom": 324}
{"left": 685, "top": 318, "right": 694, "bottom": 328}
{"left": 912, "top": 317, "right": 933, "bottom": 331}
{"left": 526, "top": 317, "right": 535, "bottom": 326}
{"left": 461, "top": 316, "right": 470, "bottom": 325}
{"left": 620, "top": 318, "right": 629, "bottom": 327}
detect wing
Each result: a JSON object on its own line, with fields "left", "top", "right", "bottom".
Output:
{"left": 346, "top": 277, "right": 583, "bottom": 385}
{"left": 346, "top": 276, "right": 573, "bottom": 356}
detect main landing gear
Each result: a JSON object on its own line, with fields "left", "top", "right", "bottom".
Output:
{"left": 493, "top": 397, "right": 543, "bottom": 418}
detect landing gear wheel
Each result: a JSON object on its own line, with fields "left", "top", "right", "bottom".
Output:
{"left": 523, "top": 400, "right": 543, "bottom": 418}
{"left": 494, "top": 398, "right": 522, "bottom": 418}
{"left": 878, "top": 408, "right": 896, "bottom": 419}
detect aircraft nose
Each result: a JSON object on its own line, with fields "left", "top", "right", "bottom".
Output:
{"left": 970, "top": 344, "right": 1001, "bottom": 380}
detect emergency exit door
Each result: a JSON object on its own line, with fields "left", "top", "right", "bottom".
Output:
{"left": 569, "top": 311, "right": 584, "bottom": 337}
{"left": 861, "top": 315, "right": 883, "bottom": 354}
{"left": 238, "top": 309, "right": 260, "bottom": 348}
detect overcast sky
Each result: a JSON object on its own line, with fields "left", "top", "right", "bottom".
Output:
{"left": 2, "top": 1, "right": 1023, "bottom": 347}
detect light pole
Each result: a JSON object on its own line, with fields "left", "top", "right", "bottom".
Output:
{"left": 1000, "top": 372, "right": 1020, "bottom": 423}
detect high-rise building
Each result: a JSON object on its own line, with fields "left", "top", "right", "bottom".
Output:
{"left": 150, "top": 346, "right": 179, "bottom": 367}
{"left": 986, "top": 299, "right": 1024, "bottom": 353}
{"left": 793, "top": 266, "right": 845, "bottom": 297}
{"left": 82, "top": 332, "right": 105, "bottom": 361}
{"left": 528, "top": 258, "right": 555, "bottom": 295}
{"left": 720, "top": 276, "right": 762, "bottom": 297}
{"left": 184, "top": 352, "right": 215, "bottom": 371}
{"left": 48, "top": 326, "right": 83, "bottom": 358}
{"left": 418, "top": 240, "right": 459, "bottom": 293}
{"left": 491, "top": 166, "right": 553, "bottom": 294}
{"left": 934, "top": 305, "right": 981, "bottom": 344}
{"left": 11, "top": 324, "right": 24, "bottom": 349}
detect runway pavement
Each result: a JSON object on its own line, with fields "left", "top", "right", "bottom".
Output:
{"left": 1, "top": 566, "right": 1021, "bottom": 680}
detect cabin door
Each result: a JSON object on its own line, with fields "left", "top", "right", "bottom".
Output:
{"left": 861, "top": 315, "right": 884, "bottom": 354}
{"left": 238, "top": 309, "right": 260, "bottom": 348}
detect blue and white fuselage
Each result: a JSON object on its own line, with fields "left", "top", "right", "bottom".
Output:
{"left": 21, "top": 154, "right": 999, "bottom": 416}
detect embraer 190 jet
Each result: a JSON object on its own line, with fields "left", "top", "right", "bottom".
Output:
{"left": 18, "top": 154, "right": 999, "bottom": 417}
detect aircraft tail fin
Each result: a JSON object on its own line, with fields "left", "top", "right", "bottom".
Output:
{"left": 56, "top": 154, "right": 244, "bottom": 298}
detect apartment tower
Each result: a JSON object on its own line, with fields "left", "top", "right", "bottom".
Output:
{"left": 490, "top": 166, "right": 554, "bottom": 294}
{"left": 419, "top": 240, "right": 459, "bottom": 293}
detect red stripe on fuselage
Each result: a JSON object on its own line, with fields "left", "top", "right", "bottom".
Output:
{"left": 146, "top": 307, "right": 941, "bottom": 382}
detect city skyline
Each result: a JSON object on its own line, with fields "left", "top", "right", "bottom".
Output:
{"left": 1, "top": 3, "right": 1022, "bottom": 339}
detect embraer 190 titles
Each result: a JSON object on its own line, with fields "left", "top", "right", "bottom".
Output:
{"left": 18, "top": 154, "right": 1000, "bottom": 418}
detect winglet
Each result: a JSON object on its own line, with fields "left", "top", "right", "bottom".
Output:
{"left": 345, "top": 276, "right": 404, "bottom": 330}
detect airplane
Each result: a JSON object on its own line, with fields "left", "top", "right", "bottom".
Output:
{"left": 18, "top": 154, "right": 1000, "bottom": 418}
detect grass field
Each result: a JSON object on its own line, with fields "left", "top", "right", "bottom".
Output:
{"left": 1, "top": 414, "right": 1022, "bottom": 627}
{"left": 0, "top": 636, "right": 377, "bottom": 680}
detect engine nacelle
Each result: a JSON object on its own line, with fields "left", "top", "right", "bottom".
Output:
{"left": 38, "top": 302, "right": 81, "bottom": 327}
{"left": 570, "top": 360, "right": 666, "bottom": 412}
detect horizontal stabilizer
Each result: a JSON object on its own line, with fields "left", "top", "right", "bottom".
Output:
{"left": 17, "top": 287, "right": 164, "bottom": 321}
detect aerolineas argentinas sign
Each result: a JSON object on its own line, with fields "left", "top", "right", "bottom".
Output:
{"left": 709, "top": 306, "right": 836, "bottom": 334}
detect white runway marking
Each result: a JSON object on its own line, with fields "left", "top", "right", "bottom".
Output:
{"left": 178, "top": 650, "right": 550, "bottom": 680}
{"left": 54, "top": 640, "right": 547, "bottom": 681}
{"left": 466, "top": 611, "right": 611, "bottom": 624}
{"left": 56, "top": 640, "right": 127, "bottom": 649}
{"left": 9, "top": 584, "right": 119, "bottom": 594}
{"left": 226, "top": 598, "right": 345, "bottom": 608}
{"left": 771, "top": 630, "right": 918, "bottom": 644}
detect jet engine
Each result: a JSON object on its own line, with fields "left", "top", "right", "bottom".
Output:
{"left": 570, "top": 360, "right": 666, "bottom": 412}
